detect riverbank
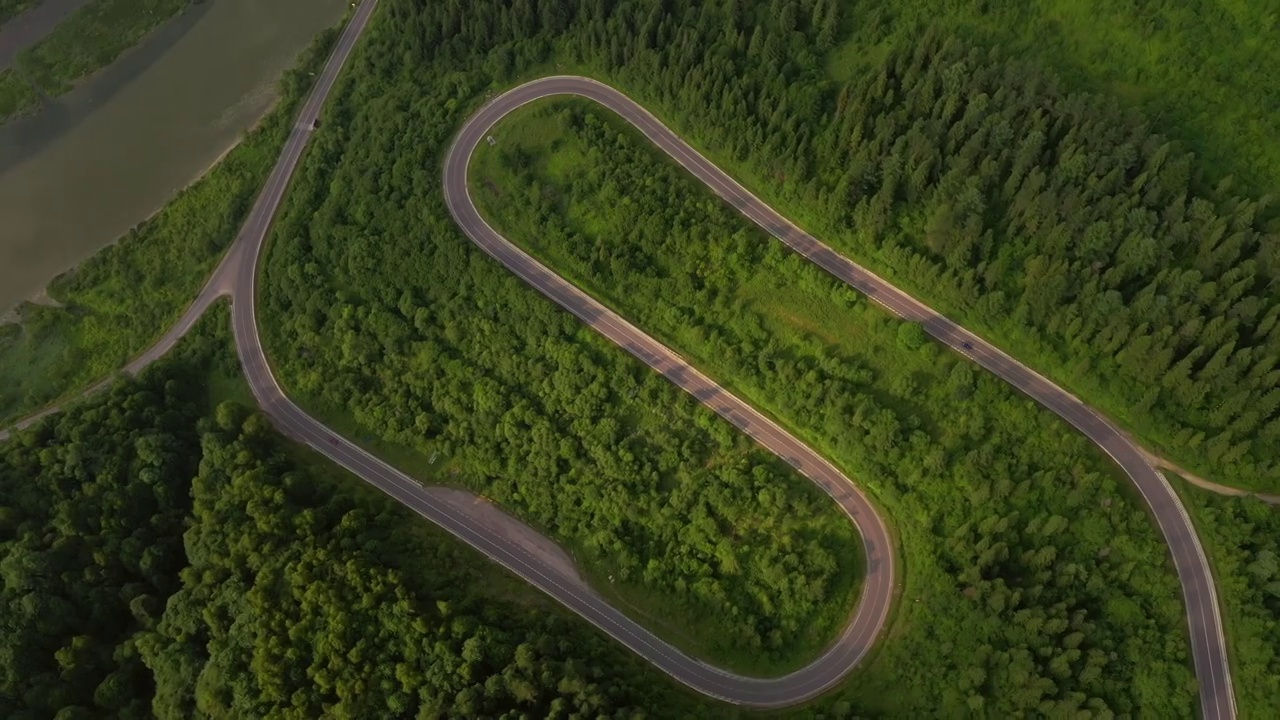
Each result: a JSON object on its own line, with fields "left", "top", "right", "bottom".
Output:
{"left": 0, "top": 127, "right": 243, "bottom": 325}
{"left": 0, "top": 24, "right": 341, "bottom": 425}
{"left": 0, "top": 0, "right": 346, "bottom": 313}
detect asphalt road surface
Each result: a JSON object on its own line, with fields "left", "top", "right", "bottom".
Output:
{"left": 444, "top": 77, "right": 1236, "bottom": 719}
{"left": 0, "top": 2, "right": 1237, "bottom": 713}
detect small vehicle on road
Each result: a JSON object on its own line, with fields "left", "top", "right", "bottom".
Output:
{"left": 327, "top": 436, "right": 338, "bottom": 446}
{"left": 962, "top": 341, "right": 973, "bottom": 350}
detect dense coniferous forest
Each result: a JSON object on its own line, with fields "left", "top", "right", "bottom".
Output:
{"left": 784, "top": 34, "right": 1279, "bottom": 491}
{"left": 371, "top": 0, "right": 1280, "bottom": 491}
{"left": 829, "top": 0, "right": 1280, "bottom": 198}
{"left": 558, "top": 0, "right": 1280, "bottom": 491}
{"left": 0, "top": 310, "right": 705, "bottom": 718}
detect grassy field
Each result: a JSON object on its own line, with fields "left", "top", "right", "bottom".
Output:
{"left": 0, "top": 26, "right": 338, "bottom": 426}
{"left": 469, "top": 97, "right": 1198, "bottom": 717}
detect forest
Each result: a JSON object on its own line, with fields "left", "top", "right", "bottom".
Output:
{"left": 787, "top": 33, "right": 1278, "bottom": 491}
{"left": 4, "top": 0, "right": 1278, "bottom": 715}
{"left": 469, "top": 96, "right": 1216, "bottom": 715}
{"left": 252, "top": 0, "right": 1235, "bottom": 714}
{"left": 475, "top": 0, "right": 1280, "bottom": 493}
{"left": 262, "top": 43, "right": 865, "bottom": 669}
{"left": 0, "top": 308, "right": 710, "bottom": 719}
{"left": 1178, "top": 479, "right": 1280, "bottom": 714}
{"left": 316, "top": 0, "right": 1280, "bottom": 493}
{"left": 827, "top": 0, "right": 1280, "bottom": 199}
{"left": 0, "top": 333, "right": 208, "bottom": 720}
{"left": 547, "top": 0, "right": 1280, "bottom": 492}
{"left": 0, "top": 27, "right": 337, "bottom": 426}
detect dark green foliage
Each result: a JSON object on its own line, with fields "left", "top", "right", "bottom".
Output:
{"left": 0, "top": 0, "right": 36, "bottom": 24}
{"left": 256, "top": 0, "right": 1279, "bottom": 712}
{"left": 260, "top": 0, "right": 1261, "bottom": 711}
{"left": 137, "top": 403, "right": 688, "bottom": 719}
{"left": 5, "top": 0, "right": 1274, "bottom": 714}
{"left": 810, "top": 36, "right": 1280, "bottom": 490}
{"left": 0, "top": 309, "right": 705, "bottom": 718}
{"left": 0, "top": 68, "right": 38, "bottom": 119}
{"left": 472, "top": 98, "right": 1198, "bottom": 717}
{"left": 1179, "top": 484, "right": 1280, "bottom": 715}
{"left": 830, "top": 0, "right": 1280, "bottom": 201}
{"left": 0, "top": 315, "right": 221, "bottom": 719}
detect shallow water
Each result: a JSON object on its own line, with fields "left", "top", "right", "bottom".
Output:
{"left": 0, "top": 0, "right": 346, "bottom": 313}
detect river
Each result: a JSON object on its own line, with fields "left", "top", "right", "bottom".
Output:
{"left": 0, "top": 0, "right": 347, "bottom": 313}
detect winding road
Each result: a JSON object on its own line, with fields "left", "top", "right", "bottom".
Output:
{"left": 1, "top": 1, "right": 1237, "bottom": 716}
{"left": 448, "top": 79, "right": 1236, "bottom": 719}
